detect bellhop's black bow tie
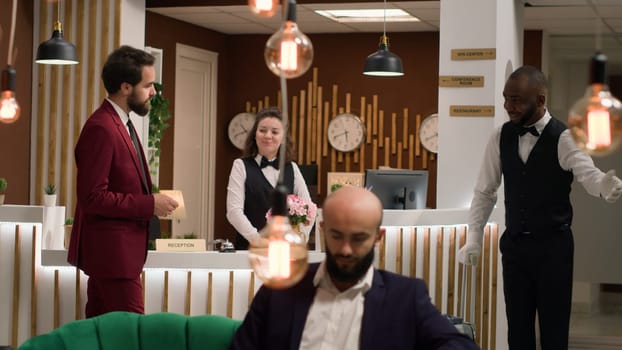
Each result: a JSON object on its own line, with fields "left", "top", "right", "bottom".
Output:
{"left": 260, "top": 156, "right": 279, "bottom": 169}
{"left": 518, "top": 126, "right": 539, "bottom": 137}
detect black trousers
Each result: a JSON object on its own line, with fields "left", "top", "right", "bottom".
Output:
{"left": 500, "top": 228, "right": 574, "bottom": 350}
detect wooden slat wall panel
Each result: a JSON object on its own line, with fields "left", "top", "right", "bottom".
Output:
{"left": 34, "top": 0, "right": 120, "bottom": 213}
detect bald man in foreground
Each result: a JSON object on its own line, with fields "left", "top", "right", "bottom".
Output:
{"left": 230, "top": 187, "right": 479, "bottom": 350}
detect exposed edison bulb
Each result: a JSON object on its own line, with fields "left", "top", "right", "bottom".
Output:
{"left": 264, "top": 18, "right": 313, "bottom": 78}
{"left": 248, "top": 186, "right": 308, "bottom": 289}
{"left": 568, "top": 53, "right": 622, "bottom": 157}
{"left": 0, "top": 66, "right": 20, "bottom": 124}
{"left": 248, "top": 0, "right": 278, "bottom": 18}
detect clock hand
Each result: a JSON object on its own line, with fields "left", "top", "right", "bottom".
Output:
{"left": 334, "top": 131, "right": 348, "bottom": 138}
{"left": 235, "top": 130, "right": 248, "bottom": 137}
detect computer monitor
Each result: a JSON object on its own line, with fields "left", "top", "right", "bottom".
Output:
{"left": 364, "top": 169, "right": 429, "bottom": 209}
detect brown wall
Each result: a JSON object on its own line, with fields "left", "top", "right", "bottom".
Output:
{"left": 0, "top": 0, "right": 33, "bottom": 204}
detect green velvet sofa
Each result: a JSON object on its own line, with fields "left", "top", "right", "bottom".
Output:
{"left": 18, "top": 311, "right": 242, "bottom": 350}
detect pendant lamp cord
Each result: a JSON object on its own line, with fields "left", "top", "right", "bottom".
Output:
{"left": 383, "top": 0, "right": 387, "bottom": 36}
{"left": 278, "top": 0, "right": 289, "bottom": 184}
{"left": 7, "top": 0, "right": 17, "bottom": 65}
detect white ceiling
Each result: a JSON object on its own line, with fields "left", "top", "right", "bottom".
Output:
{"left": 148, "top": 0, "right": 622, "bottom": 48}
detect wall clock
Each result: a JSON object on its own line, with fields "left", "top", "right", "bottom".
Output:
{"left": 419, "top": 113, "right": 438, "bottom": 153}
{"left": 228, "top": 112, "right": 256, "bottom": 150}
{"left": 327, "top": 113, "right": 366, "bottom": 152}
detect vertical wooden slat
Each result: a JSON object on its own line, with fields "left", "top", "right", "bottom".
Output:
{"left": 248, "top": 272, "right": 255, "bottom": 307}
{"left": 395, "top": 228, "right": 403, "bottom": 275}
{"left": 435, "top": 227, "right": 443, "bottom": 308}
{"left": 384, "top": 137, "right": 390, "bottom": 166}
{"left": 206, "top": 272, "right": 213, "bottom": 314}
{"left": 227, "top": 271, "right": 234, "bottom": 318}
{"left": 372, "top": 139, "right": 378, "bottom": 170}
{"left": 11, "top": 226, "right": 21, "bottom": 348}
{"left": 423, "top": 227, "right": 430, "bottom": 286}
{"left": 415, "top": 114, "right": 422, "bottom": 157}
{"left": 475, "top": 236, "right": 483, "bottom": 343}
{"left": 482, "top": 227, "right": 491, "bottom": 350}
{"left": 72, "top": 0, "right": 87, "bottom": 213}
{"left": 329, "top": 102, "right": 336, "bottom": 172}
{"left": 276, "top": 91, "right": 282, "bottom": 111}
{"left": 47, "top": 65, "right": 59, "bottom": 193}
{"left": 322, "top": 99, "right": 329, "bottom": 157}
{"left": 447, "top": 227, "right": 456, "bottom": 316}
{"left": 408, "top": 135, "right": 415, "bottom": 169}
{"left": 31, "top": 227, "right": 38, "bottom": 336}
{"left": 298, "top": 90, "right": 306, "bottom": 163}
{"left": 391, "top": 113, "right": 397, "bottom": 154}
{"left": 331, "top": 85, "right": 338, "bottom": 117}
{"left": 87, "top": 0, "right": 98, "bottom": 118}
{"left": 372, "top": 95, "right": 378, "bottom": 136}
{"left": 114, "top": 0, "right": 121, "bottom": 47}
{"left": 291, "top": 95, "right": 298, "bottom": 152}
{"left": 100, "top": 0, "right": 111, "bottom": 102}
{"left": 316, "top": 86, "right": 323, "bottom": 192}
{"left": 60, "top": 0, "right": 74, "bottom": 206}
{"left": 185, "top": 271, "right": 192, "bottom": 316}
{"left": 457, "top": 226, "right": 467, "bottom": 317}
{"left": 306, "top": 82, "right": 313, "bottom": 164}
{"left": 409, "top": 227, "right": 417, "bottom": 278}
{"left": 54, "top": 270, "right": 60, "bottom": 329}
{"left": 378, "top": 234, "right": 386, "bottom": 270}
{"left": 257, "top": 100, "right": 263, "bottom": 112}
{"left": 163, "top": 271, "right": 169, "bottom": 312}
{"left": 397, "top": 141, "right": 403, "bottom": 168}
{"left": 337, "top": 107, "right": 344, "bottom": 164}
{"left": 141, "top": 270, "right": 145, "bottom": 308}
{"left": 379, "top": 110, "right": 384, "bottom": 147}
{"left": 76, "top": 268, "right": 82, "bottom": 320}
{"left": 403, "top": 108, "right": 409, "bottom": 150}
{"left": 264, "top": 95, "right": 270, "bottom": 107}
{"left": 36, "top": 1, "right": 48, "bottom": 206}
{"left": 490, "top": 225, "right": 499, "bottom": 350}
{"left": 359, "top": 142, "right": 366, "bottom": 173}
{"left": 422, "top": 148, "right": 429, "bottom": 169}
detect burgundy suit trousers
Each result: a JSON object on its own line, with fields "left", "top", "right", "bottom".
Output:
{"left": 86, "top": 276, "right": 144, "bottom": 318}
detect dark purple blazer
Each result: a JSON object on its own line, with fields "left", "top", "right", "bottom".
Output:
{"left": 67, "top": 100, "right": 154, "bottom": 279}
{"left": 230, "top": 263, "right": 479, "bottom": 350}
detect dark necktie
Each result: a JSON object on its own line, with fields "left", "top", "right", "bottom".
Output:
{"left": 260, "top": 156, "right": 279, "bottom": 170}
{"left": 517, "top": 125, "right": 539, "bottom": 137}
{"left": 127, "top": 119, "right": 148, "bottom": 190}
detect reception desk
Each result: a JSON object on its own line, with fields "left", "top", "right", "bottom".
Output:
{"left": 1, "top": 205, "right": 504, "bottom": 349}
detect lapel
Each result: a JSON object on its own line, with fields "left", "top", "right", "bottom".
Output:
{"left": 359, "top": 269, "right": 385, "bottom": 350}
{"left": 104, "top": 100, "right": 150, "bottom": 193}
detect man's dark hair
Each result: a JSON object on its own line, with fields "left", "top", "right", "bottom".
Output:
{"left": 509, "top": 65, "right": 548, "bottom": 96}
{"left": 101, "top": 45, "right": 155, "bottom": 94}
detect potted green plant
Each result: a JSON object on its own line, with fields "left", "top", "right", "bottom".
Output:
{"left": 0, "top": 177, "right": 7, "bottom": 205}
{"left": 43, "top": 183, "right": 57, "bottom": 206}
{"left": 148, "top": 82, "right": 171, "bottom": 185}
{"left": 64, "top": 217, "right": 74, "bottom": 249}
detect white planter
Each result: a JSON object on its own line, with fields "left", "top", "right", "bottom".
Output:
{"left": 43, "top": 194, "right": 57, "bottom": 207}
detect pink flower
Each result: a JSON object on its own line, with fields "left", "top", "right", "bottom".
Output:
{"left": 266, "top": 194, "right": 317, "bottom": 227}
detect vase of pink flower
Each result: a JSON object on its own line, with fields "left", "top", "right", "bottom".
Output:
{"left": 266, "top": 194, "right": 317, "bottom": 235}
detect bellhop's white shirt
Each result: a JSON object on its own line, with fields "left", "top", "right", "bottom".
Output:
{"left": 226, "top": 155, "right": 314, "bottom": 244}
{"left": 468, "top": 111, "right": 607, "bottom": 241}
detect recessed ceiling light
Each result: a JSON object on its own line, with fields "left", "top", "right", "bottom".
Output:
{"left": 315, "top": 9, "right": 420, "bottom": 23}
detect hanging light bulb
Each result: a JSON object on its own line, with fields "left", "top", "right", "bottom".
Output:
{"left": 0, "top": 66, "right": 20, "bottom": 124}
{"left": 568, "top": 52, "right": 622, "bottom": 157}
{"left": 248, "top": 185, "right": 308, "bottom": 289}
{"left": 264, "top": 0, "right": 314, "bottom": 79}
{"left": 248, "top": 0, "right": 278, "bottom": 18}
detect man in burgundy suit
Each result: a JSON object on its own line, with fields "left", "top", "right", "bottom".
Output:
{"left": 68, "top": 46, "right": 178, "bottom": 318}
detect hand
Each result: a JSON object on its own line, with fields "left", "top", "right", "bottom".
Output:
{"left": 457, "top": 242, "right": 481, "bottom": 266}
{"left": 153, "top": 193, "right": 179, "bottom": 217}
{"left": 600, "top": 170, "right": 622, "bottom": 203}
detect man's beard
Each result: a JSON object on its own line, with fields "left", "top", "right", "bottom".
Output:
{"left": 325, "top": 246, "right": 375, "bottom": 284}
{"left": 128, "top": 93, "right": 151, "bottom": 116}
{"left": 517, "top": 100, "right": 537, "bottom": 126}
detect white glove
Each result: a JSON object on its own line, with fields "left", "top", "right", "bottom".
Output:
{"left": 458, "top": 242, "right": 481, "bottom": 266}
{"left": 600, "top": 170, "right": 622, "bottom": 203}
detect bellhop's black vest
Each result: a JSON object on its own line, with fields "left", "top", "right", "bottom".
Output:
{"left": 500, "top": 117, "right": 574, "bottom": 234}
{"left": 236, "top": 157, "right": 294, "bottom": 249}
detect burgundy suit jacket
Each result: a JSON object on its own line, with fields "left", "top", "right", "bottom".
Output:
{"left": 67, "top": 100, "right": 154, "bottom": 279}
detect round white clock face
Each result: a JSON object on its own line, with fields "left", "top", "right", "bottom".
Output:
{"left": 327, "top": 113, "right": 366, "bottom": 152}
{"left": 419, "top": 113, "right": 438, "bottom": 153}
{"left": 228, "top": 112, "right": 256, "bottom": 150}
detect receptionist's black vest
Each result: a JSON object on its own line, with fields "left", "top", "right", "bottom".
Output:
{"left": 500, "top": 117, "right": 573, "bottom": 234}
{"left": 236, "top": 157, "right": 294, "bottom": 249}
